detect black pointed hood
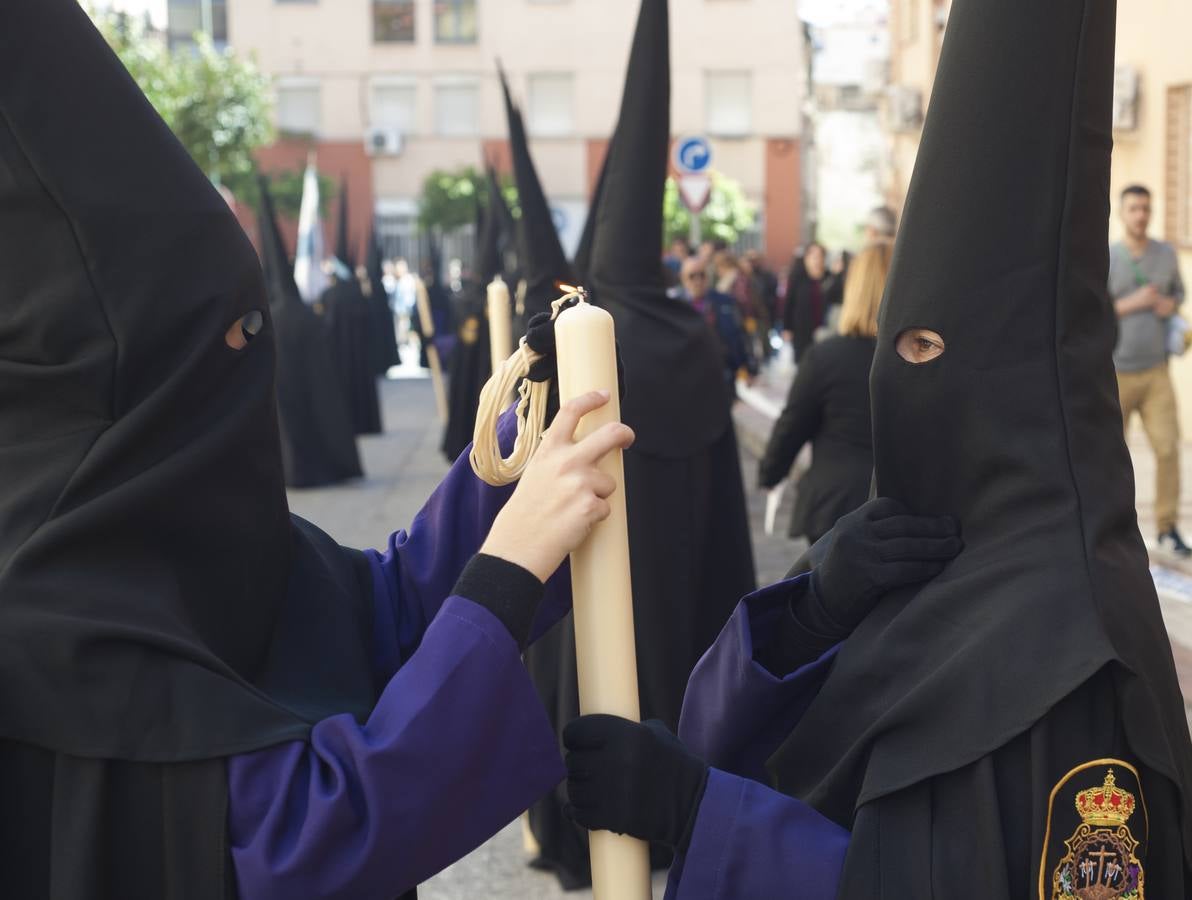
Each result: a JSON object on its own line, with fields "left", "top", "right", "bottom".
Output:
{"left": 365, "top": 221, "right": 386, "bottom": 302}
{"left": 473, "top": 176, "right": 499, "bottom": 283}
{"left": 586, "top": 0, "right": 730, "bottom": 457}
{"left": 424, "top": 230, "right": 445, "bottom": 286}
{"left": 335, "top": 173, "right": 354, "bottom": 269}
{"left": 768, "top": 0, "right": 1192, "bottom": 861}
{"left": 0, "top": 0, "right": 374, "bottom": 763}
{"left": 500, "top": 65, "right": 573, "bottom": 318}
{"left": 590, "top": 0, "right": 667, "bottom": 290}
{"left": 256, "top": 173, "right": 303, "bottom": 308}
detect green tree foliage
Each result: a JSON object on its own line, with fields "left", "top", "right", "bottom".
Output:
{"left": 417, "top": 166, "right": 520, "bottom": 232}
{"left": 663, "top": 172, "right": 756, "bottom": 245}
{"left": 90, "top": 9, "right": 282, "bottom": 206}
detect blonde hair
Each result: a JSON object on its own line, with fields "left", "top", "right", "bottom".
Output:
{"left": 837, "top": 243, "right": 892, "bottom": 339}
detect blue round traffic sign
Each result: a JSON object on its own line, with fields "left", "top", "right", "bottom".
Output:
{"left": 673, "top": 136, "right": 713, "bottom": 174}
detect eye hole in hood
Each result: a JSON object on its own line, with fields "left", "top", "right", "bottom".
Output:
{"left": 896, "top": 327, "right": 946, "bottom": 364}
{"left": 225, "top": 310, "right": 264, "bottom": 350}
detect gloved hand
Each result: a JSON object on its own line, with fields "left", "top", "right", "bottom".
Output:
{"left": 807, "top": 497, "right": 962, "bottom": 637}
{"left": 563, "top": 715, "right": 709, "bottom": 854}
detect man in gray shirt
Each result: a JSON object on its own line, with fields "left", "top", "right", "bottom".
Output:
{"left": 1110, "top": 184, "right": 1188, "bottom": 555}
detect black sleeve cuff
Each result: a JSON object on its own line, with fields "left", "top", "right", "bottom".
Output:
{"left": 453, "top": 553, "right": 545, "bottom": 651}
{"left": 754, "top": 578, "right": 842, "bottom": 677}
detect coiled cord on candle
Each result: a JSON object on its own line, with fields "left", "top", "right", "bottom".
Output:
{"left": 469, "top": 287, "right": 586, "bottom": 487}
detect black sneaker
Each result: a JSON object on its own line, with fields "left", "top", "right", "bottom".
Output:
{"left": 1158, "top": 527, "right": 1192, "bottom": 558}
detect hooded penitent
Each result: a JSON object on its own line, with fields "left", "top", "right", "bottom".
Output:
{"left": 364, "top": 221, "right": 401, "bottom": 375}
{"left": 440, "top": 169, "right": 509, "bottom": 462}
{"left": 767, "top": 0, "right": 1192, "bottom": 888}
{"left": 321, "top": 178, "right": 383, "bottom": 435}
{"left": 499, "top": 66, "right": 574, "bottom": 319}
{"left": 257, "top": 174, "right": 363, "bottom": 487}
{"left": 524, "top": 0, "right": 756, "bottom": 886}
{"left": 0, "top": 2, "right": 376, "bottom": 895}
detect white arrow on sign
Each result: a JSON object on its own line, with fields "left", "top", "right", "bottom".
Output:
{"left": 678, "top": 174, "right": 713, "bottom": 213}
{"left": 673, "top": 135, "right": 713, "bottom": 175}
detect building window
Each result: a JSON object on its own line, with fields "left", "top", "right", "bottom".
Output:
{"left": 1167, "top": 85, "right": 1192, "bottom": 249}
{"left": 527, "top": 73, "right": 574, "bottom": 137}
{"left": 374, "top": 0, "right": 415, "bottom": 42}
{"left": 705, "top": 71, "right": 752, "bottom": 137}
{"left": 435, "top": 0, "right": 477, "bottom": 44}
{"left": 434, "top": 81, "right": 479, "bottom": 136}
{"left": 371, "top": 80, "right": 418, "bottom": 133}
{"left": 276, "top": 80, "right": 321, "bottom": 136}
{"left": 166, "top": 0, "right": 227, "bottom": 46}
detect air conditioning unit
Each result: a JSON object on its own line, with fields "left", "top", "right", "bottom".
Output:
{"left": 886, "top": 85, "right": 923, "bottom": 133}
{"left": 1113, "top": 65, "right": 1140, "bottom": 132}
{"left": 365, "top": 126, "right": 404, "bottom": 157}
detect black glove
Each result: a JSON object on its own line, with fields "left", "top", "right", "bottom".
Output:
{"left": 563, "top": 715, "right": 709, "bottom": 854}
{"left": 523, "top": 308, "right": 627, "bottom": 425}
{"left": 805, "top": 497, "right": 962, "bottom": 639}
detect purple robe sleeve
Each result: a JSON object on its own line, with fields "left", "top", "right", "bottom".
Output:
{"left": 227, "top": 412, "right": 571, "bottom": 899}
{"left": 228, "top": 594, "right": 566, "bottom": 900}
{"left": 678, "top": 576, "right": 838, "bottom": 783}
{"left": 663, "top": 579, "right": 849, "bottom": 898}
{"left": 368, "top": 407, "right": 570, "bottom": 680}
{"left": 663, "top": 769, "right": 849, "bottom": 900}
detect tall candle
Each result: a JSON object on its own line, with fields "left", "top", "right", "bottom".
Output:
{"left": 415, "top": 277, "right": 448, "bottom": 422}
{"left": 487, "top": 275, "right": 513, "bottom": 375}
{"left": 554, "top": 301, "right": 652, "bottom": 900}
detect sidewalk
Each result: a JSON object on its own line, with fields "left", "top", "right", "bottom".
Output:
{"left": 733, "top": 363, "right": 1192, "bottom": 721}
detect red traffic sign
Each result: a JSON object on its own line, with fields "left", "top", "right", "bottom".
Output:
{"left": 678, "top": 174, "right": 712, "bottom": 213}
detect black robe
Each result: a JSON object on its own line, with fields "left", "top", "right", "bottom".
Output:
{"left": 272, "top": 298, "right": 363, "bottom": 487}
{"left": 256, "top": 175, "right": 361, "bottom": 488}
{"left": 440, "top": 285, "right": 490, "bottom": 463}
{"left": 836, "top": 667, "right": 1185, "bottom": 897}
{"left": 321, "top": 279, "right": 383, "bottom": 436}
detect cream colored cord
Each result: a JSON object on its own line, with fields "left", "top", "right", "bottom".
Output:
{"left": 469, "top": 287, "right": 585, "bottom": 486}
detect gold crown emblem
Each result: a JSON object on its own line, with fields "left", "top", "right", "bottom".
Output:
{"left": 1074, "top": 768, "right": 1136, "bottom": 827}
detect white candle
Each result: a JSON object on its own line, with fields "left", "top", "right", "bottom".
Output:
{"left": 487, "top": 275, "right": 513, "bottom": 375}
{"left": 415, "top": 277, "right": 448, "bottom": 422}
{"left": 554, "top": 300, "right": 652, "bottom": 900}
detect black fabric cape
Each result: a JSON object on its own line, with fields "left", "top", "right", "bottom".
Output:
{"left": 257, "top": 175, "right": 362, "bottom": 488}
{"left": 321, "top": 276, "right": 384, "bottom": 435}
{"left": 765, "top": 0, "right": 1192, "bottom": 891}
{"left": 524, "top": 0, "right": 756, "bottom": 884}
{"left": 0, "top": 3, "right": 378, "bottom": 895}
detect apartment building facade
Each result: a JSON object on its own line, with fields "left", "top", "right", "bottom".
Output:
{"left": 217, "top": 0, "right": 810, "bottom": 270}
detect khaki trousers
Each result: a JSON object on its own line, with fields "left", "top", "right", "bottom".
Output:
{"left": 1118, "top": 362, "right": 1181, "bottom": 532}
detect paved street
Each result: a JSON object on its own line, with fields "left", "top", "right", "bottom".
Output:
{"left": 288, "top": 370, "right": 1192, "bottom": 897}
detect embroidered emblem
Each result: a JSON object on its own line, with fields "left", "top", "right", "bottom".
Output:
{"left": 460, "top": 316, "right": 480, "bottom": 345}
{"left": 1041, "top": 760, "right": 1148, "bottom": 900}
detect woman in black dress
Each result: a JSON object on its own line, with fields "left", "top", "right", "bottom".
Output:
{"left": 761, "top": 243, "right": 891, "bottom": 542}
{"left": 782, "top": 240, "right": 828, "bottom": 361}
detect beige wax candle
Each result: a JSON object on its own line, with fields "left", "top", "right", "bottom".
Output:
{"left": 554, "top": 300, "right": 652, "bottom": 900}
{"left": 414, "top": 277, "right": 448, "bottom": 422}
{"left": 487, "top": 275, "right": 513, "bottom": 375}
